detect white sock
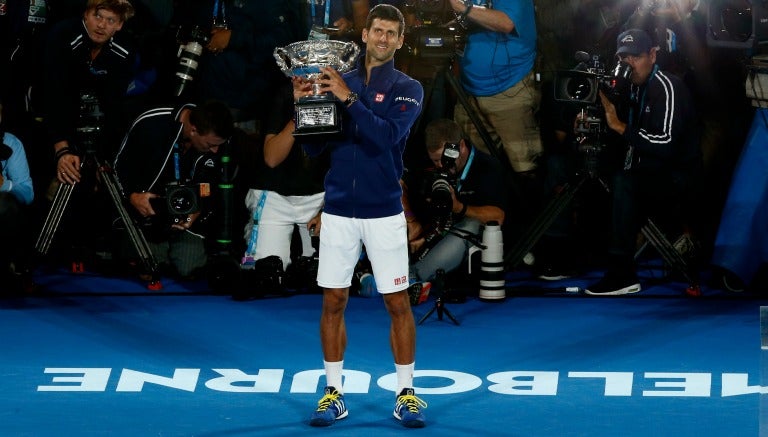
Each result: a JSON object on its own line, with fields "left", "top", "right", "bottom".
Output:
{"left": 324, "top": 360, "right": 344, "bottom": 394}
{"left": 395, "top": 362, "right": 415, "bottom": 394}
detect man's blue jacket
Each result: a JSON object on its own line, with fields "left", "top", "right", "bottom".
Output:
{"left": 304, "top": 57, "right": 423, "bottom": 219}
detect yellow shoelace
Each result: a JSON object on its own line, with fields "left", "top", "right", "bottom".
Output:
{"left": 316, "top": 390, "right": 342, "bottom": 411}
{"left": 396, "top": 393, "right": 428, "bottom": 413}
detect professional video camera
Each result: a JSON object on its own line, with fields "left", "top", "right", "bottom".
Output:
{"left": 402, "top": 0, "right": 467, "bottom": 63}
{"left": 553, "top": 51, "right": 632, "bottom": 105}
{"left": 552, "top": 52, "right": 632, "bottom": 176}
{"left": 75, "top": 93, "right": 105, "bottom": 153}
{"left": 707, "top": 0, "right": 768, "bottom": 49}
{"left": 173, "top": 25, "right": 210, "bottom": 97}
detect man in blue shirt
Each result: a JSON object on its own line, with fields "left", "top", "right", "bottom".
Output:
{"left": 449, "top": 0, "right": 541, "bottom": 176}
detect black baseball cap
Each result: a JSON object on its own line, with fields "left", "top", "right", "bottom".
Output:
{"left": 616, "top": 29, "right": 654, "bottom": 56}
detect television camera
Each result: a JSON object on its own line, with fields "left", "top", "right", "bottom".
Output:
{"left": 401, "top": 0, "right": 469, "bottom": 63}
{"left": 553, "top": 52, "right": 632, "bottom": 176}
{"left": 553, "top": 51, "right": 632, "bottom": 105}
{"left": 72, "top": 93, "right": 106, "bottom": 155}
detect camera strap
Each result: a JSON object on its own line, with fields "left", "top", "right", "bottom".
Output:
{"left": 172, "top": 141, "right": 182, "bottom": 183}
{"left": 242, "top": 190, "right": 269, "bottom": 266}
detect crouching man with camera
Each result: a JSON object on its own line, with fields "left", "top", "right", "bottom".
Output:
{"left": 405, "top": 118, "right": 506, "bottom": 295}
{"left": 113, "top": 101, "right": 234, "bottom": 278}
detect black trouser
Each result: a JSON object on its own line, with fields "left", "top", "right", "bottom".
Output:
{"left": 609, "top": 168, "right": 686, "bottom": 270}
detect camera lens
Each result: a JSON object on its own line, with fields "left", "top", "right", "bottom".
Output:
{"left": 174, "top": 41, "right": 204, "bottom": 97}
{"left": 430, "top": 178, "right": 453, "bottom": 216}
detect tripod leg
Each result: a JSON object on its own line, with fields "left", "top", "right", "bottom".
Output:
{"left": 95, "top": 160, "right": 161, "bottom": 289}
{"left": 35, "top": 181, "right": 77, "bottom": 255}
{"left": 417, "top": 305, "right": 437, "bottom": 325}
{"left": 441, "top": 305, "right": 460, "bottom": 325}
{"left": 444, "top": 71, "right": 506, "bottom": 165}
{"left": 641, "top": 219, "right": 699, "bottom": 294}
{"left": 505, "top": 175, "right": 587, "bottom": 268}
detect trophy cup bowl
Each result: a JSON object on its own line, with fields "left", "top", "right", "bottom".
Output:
{"left": 274, "top": 40, "right": 361, "bottom": 138}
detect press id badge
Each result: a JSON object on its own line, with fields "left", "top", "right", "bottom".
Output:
{"left": 308, "top": 25, "right": 329, "bottom": 41}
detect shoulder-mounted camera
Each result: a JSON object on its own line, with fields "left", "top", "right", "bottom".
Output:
{"left": 553, "top": 51, "right": 632, "bottom": 105}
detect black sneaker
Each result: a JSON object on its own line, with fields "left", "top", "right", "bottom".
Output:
{"left": 584, "top": 271, "right": 641, "bottom": 296}
{"left": 537, "top": 265, "right": 573, "bottom": 281}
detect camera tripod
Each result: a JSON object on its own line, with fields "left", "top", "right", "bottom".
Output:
{"left": 504, "top": 142, "right": 701, "bottom": 296}
{"left": 417, "top": 269, "right": 460, "bottom": 325}
{"left": 35, "top": 150, "right": 162, "bottom": 289}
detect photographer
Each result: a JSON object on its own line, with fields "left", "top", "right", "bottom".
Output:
{"left": 113, "top": 100, "right": 234, "bottom": 279}
{"left": 406, "top": 118, "right": 506, "bottom": 286}
{"left": 581, "top": 28, "right": 701, "bottom": 296}
{"left": 44, "top": 0, "right": 137, "bottom": 184}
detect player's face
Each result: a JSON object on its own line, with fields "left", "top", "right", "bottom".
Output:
{"left": 362, "top": 18, "right": 403, "bottom": 67}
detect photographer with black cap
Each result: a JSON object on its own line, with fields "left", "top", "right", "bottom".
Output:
{"left": 578, "top": 28, "right": 701, "bottom": 296}
{"left": 113, "top": 100, "right": 234, "bottom": 279}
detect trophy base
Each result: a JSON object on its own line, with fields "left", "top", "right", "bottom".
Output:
{"left": 294, "top": 94, "right": 344, "bottom": 140}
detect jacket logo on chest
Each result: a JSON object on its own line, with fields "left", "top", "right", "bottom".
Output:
{"left": 375, "top": 93, "right": 384, "bottom": 102}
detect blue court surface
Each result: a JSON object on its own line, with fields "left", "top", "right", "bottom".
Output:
{"left": 1, "top": 267, "right": 767, "bottom": 437}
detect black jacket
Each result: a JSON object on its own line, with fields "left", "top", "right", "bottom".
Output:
{"left": 623, "top": 67, "right": 700, "bottom": 177}
{"left": 42, "top": 17, "right": 136, "bottom": 155}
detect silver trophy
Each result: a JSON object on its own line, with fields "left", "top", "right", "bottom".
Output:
{"left": 274, "top": 40, "right": 360, "bottom": 138}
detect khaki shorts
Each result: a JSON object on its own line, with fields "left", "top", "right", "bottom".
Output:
{"left": 455, "top": 73, "right": 542, "bottom": 173}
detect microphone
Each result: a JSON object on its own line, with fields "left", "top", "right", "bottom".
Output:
{"left": 574, "top": 51, "right": 590, "bottom": 72}
{"left": 0, "top": 143, "right": 12, "bottom": 161}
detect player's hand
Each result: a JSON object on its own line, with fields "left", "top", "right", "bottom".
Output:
{"left": 316, "top": 67, "right": 352, "bottom": 101}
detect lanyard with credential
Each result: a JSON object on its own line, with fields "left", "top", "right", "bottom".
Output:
{"left": 628, "top": 64, "right": 658, "bottom": 128}
{"left": 455, "top": 145, "right": 475, "bottom": 193}
{"left": 310, "top": 0, "right": 331, "bottom": 27}
{"left": 172, "top": 141, "right": 182, "bottom": 182}
{"left": 243, "top": 190, "right": 269, "bottom": 261}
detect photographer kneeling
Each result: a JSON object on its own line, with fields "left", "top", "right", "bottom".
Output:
{"left": 113, "top": 101, "right": 234, "bottom": 279}
{"left": 404, "top": 118, "right": 507, "bottom": 298}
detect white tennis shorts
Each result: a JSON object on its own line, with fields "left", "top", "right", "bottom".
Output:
{"left": 317, "top": 211, "right": 410, "bottom": 293}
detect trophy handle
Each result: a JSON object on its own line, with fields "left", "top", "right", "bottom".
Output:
{"left": 273, "top": 47, "right": 292, "bottom": 73}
